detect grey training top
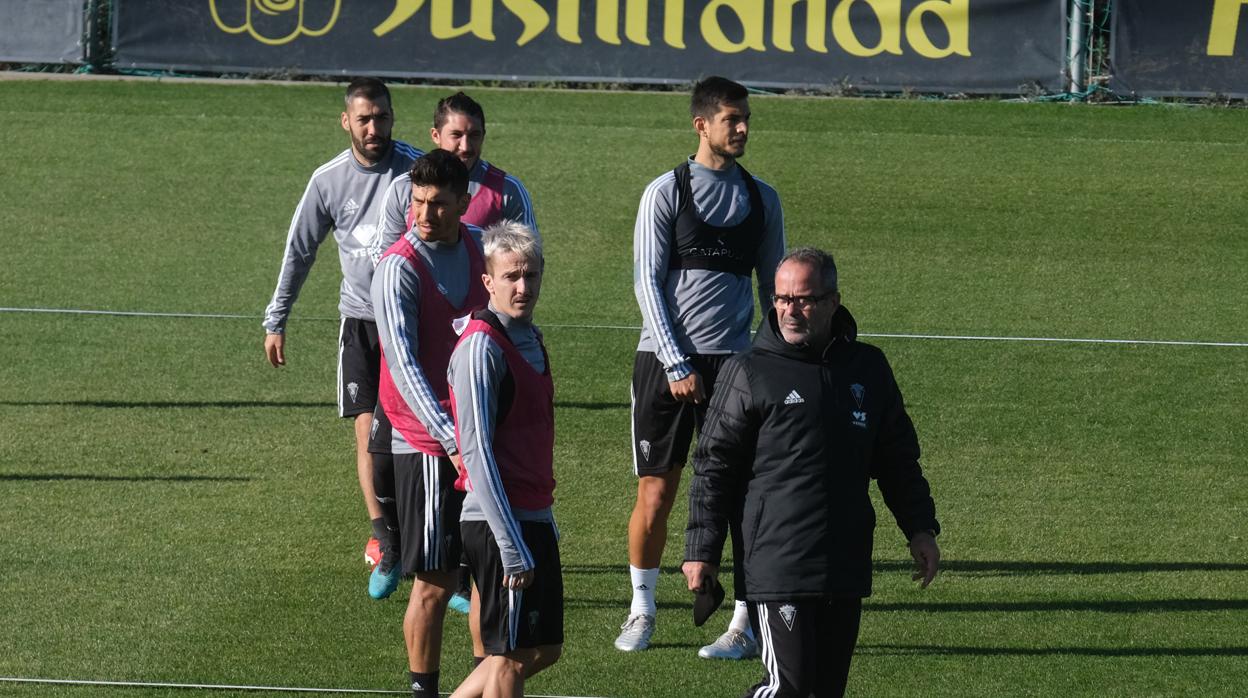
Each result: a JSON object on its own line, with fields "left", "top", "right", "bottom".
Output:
{"left": 371, "top": 226, "right": 483, "bottom": 455}
{"left": 263, "top": 141, "right": 423, "bottom": 333}
{"left": 450, "top": 304, "right": 552, "bottom": 575}
{"left": 373, "top": 157, "right": 539, "bottom": 265}
{"left": 634, "top": 158, "right": 786, "bottom": 381}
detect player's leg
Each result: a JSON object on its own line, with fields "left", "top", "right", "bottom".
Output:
{"left": 744, "top": 600, "right": 818, "bottom": 698}
{"left": 338, "top": 318, "right": 385, "bottom": 559}
{"left": 812, "top": 598, "right": 863, "bottom": 698}
{"left": 618, "top": 351, "right": 696, "bottom": 651}
{"left": 395, "top": 452, "right": 464, "bottom": 698}
{"left": 368, "top": 405, "right": 403, "bottom": 598}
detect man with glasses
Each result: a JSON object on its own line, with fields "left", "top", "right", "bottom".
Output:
{"left": 618, "top": 76, "right": 786, "bottom": 658}
{"left": 683, "top": 247, "right": 941, "bottom": 697}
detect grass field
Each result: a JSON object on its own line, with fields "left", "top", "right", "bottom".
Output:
{"left": 0, "top": 77, "right": 1245, "bottom": 697}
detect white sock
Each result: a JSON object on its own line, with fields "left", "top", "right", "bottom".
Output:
{"left": 728, "top": 600, "right": 753, "bottom": 637}
{"left": 629, "top": 565, "right": 659, "bottom": 617}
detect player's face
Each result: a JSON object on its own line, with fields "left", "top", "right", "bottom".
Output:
{"left": 483, "top": 251, "right": 542, "bottom": 321}
{"left": 699, "top": 99, "right": 750, "bottom": 160}
{"left": 773, "top": 259, "right": 839, "bottom": 346}
{"left": 409, "top": 184, "right": 470, "bottom": 244}
{"left": 341, "top": 96, "right": 394, "bottom": 165}
{"left": 431, "top": 112, "right": 486, "bottom": 172}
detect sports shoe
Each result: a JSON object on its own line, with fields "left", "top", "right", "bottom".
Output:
{"left": 364, "top": 537, "right": 382, "bottom": 568}
{"left": 613, "top": 613, "right": 655, "bottom": 652}
{"left": 368, "top": 559, "right": 402, "bottom": 600}
{"left": 447, "top": 592, "right": 471, "bottom": 615}
{"left": 698, "top": 629, "right": 759, "bottom": 660}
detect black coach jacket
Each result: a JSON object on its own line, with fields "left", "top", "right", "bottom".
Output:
{"left": 685, "top": 305, "right": 939, "bottom": 600}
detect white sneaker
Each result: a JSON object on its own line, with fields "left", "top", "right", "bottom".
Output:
{"left": 698, "top": 629, "right": 759, "bottom": 660}
{"left": 613, "top": 613, "right": 655, "bottom": 652}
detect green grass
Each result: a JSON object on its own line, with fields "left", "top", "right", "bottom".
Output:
{"left": 0, "top": 78, "right": 1246, "bottom": 697}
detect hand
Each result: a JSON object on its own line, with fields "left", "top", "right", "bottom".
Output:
{"left": 682, "top": 560, "right": 718, "bottom": 592}
{"left": 503, "top": 569, "right": 535, "bottom": 590}
{"left": 264, "top": 333, "right": 286, "bottom": 367}
{"left": 908, "top": 532, "right": 940, "bottom": 588}
{"left": 668, "top": 371, "right": 705, "bottom": 405}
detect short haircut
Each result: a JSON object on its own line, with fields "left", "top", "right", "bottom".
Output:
{"left": 345, "top": 77, "right": 391, "bottom": 108}
{"left": 482, "top": 221, "right": 543, "bottom": 272}
{"left": 779, "top": 247, "right": 838, "bottom": 293}
{"left": 409, "top": 149, "right": 469, "bottom": 197}
{"left": 434, "top": 91, "right": 486, "bottom": 131}
{"left": 691, "top": 76, "right": 749, "bottom": 119}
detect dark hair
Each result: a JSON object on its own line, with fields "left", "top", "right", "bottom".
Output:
{"left": 779, "top": 247, "right": 838, "bottom": 293}
{"left": 409, "top": 149, "right": 469, "bottom": 196}
{"left": 690, "top": 76, "right": 749, "bottom": 119}
{"left": 345, "top": 77, "right": 391, "bottom": 108}
{"left": 434, "top": 91, "right": 486, "bottom": 131}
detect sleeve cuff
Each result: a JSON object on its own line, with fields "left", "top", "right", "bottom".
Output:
{"left": 664, "top": 360, "right": 693, "bottom": 382}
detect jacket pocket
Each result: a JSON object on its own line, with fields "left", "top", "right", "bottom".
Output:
{"left": 745, "top": 497, "right": 765, "bottom": 558}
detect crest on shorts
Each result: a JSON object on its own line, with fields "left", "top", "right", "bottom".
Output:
{"left": 347, "top": 381, "right": 360, "bottom": 403}
{"left": 528, "top": 610, "right": 540, "bottom": 633}
{"left": 370, "top": 418, "right": 380, "bottom": 438}
{"left": 639, "top": 440, "right": 651, "bottom": 461}
{"left": 779, "top": 604, "right": 797, "bottom": 631}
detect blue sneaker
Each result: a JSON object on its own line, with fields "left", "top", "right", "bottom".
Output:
{"left": 447, "top": 592, "right": 471, "bottom": 615}
{"left": 368, "top": 562, "right": 401, "bottom": 600}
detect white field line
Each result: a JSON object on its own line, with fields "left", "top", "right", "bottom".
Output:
{"left": 2, "top": 306, "right": 1245, "bottom": 348}
{"left": 0, "top": 676, "right": 605, "bottom": 698}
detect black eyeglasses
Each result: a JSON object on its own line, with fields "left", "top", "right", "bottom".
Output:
{"left": 771, "top": 292, "right": 833, "bottom": 310}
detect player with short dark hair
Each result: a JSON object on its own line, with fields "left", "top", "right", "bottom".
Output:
{"left": 370, "top": 149, "right": 488, "bottom": 698}
{"left": 261, "top": 76, "right": 422, "bottom": 570}
{"left": 448, "top": 222, "right": 562, "bottom": 698}
{"left": 616, "top": 76, "right": 786, "bottom": 658}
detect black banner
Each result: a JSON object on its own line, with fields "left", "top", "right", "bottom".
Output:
{"left": 1112, "top": 0, "right": 1248, "bottom": 98}
{"left": 0, "top": 0, "right": 84, "bottom": 63}
{"left": 113, "top": 1, "right": 1064, "bottom": 93}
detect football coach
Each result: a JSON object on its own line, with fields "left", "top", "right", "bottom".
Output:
{"left": 682, "top": 246, "right": 941, "bottom": 698}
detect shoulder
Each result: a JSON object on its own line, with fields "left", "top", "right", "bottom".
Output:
{"left": 391, "top": 140, "right": 424, "bottom": 165}
{"left": 307, "top": 149, "right": 354, "bottom": 186}
{"left": 747, "top": 173, "right": 782, "bottom": 207}
{"left": 385, "top": 171, "right": 413, "bottom": 195}
{"left": 639, "top": 170, "right": 678, "bottom": 208}
{"left": 464, "top": 223, "right": 484, "bottom": 247}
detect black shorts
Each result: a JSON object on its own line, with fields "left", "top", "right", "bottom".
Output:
{"left": 462, "top": 520, "right": 564, "bottom": 655}
{"left": 367, "top": 402, "right": 394, "bottom": 455}
{"left": 395, "top": 452, "right": 464, "bottom": 576}
{"left": 630, "top": 352, "right": 729, "bottom": 476}
{"left": 338, "top": 317, "right": 381, "bottom": 418}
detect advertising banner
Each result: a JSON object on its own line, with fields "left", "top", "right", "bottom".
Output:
{"left": 113, "top": 1, "right": 1064, "bottom": 93}
{"left": 1112, "top": 0, "right": 1248, "bottom": 98}
{"left": 0, "top": 0, "right": 84, "bottom": 63}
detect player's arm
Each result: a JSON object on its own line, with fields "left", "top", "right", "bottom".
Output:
{"left": 371, "top": 255, "right": 459, "bottom": 455}
{"left": 869, "top": 352, "right": 940, "bottom": 585}
{"left": 754, "top": 179, "right": 787, "bottom": 308}
{"left": 502, "top": 174, "right": 540, "bottom": 243}
{"left": 634, "top": 175, "right": 694, "bottom": 384}
{"left": 262, "top": 176, "right": 334, "bottom": 366}
{"left": 449, "top": 331, "right": 535, "bottom": 577}
{"left": 685, "top": 358, "right": 757, "bottom": 576}
{"left": 370, "top": 173, "right": 412, "bottom": 267}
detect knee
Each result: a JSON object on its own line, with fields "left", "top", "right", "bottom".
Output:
{"left": 530, "top": 644, "right": 562, "bottom": 674}
{"left": 411, "top": 578, "right": 452, "bottom": 612}
{"left": 637, "top": 475, "right": 679, "bottom": 513}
